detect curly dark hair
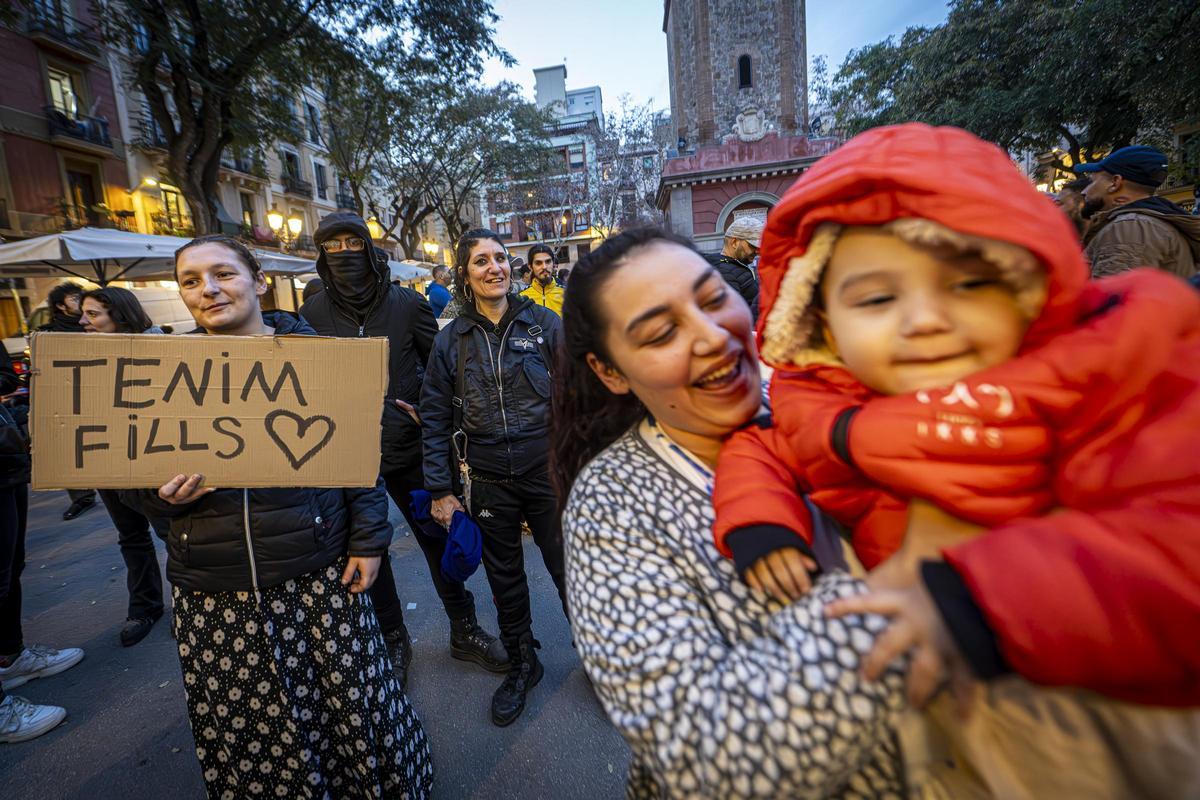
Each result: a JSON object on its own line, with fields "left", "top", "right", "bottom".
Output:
{"left": 451, "top": 228, "right": 508, "bottom": 305}
{"left": 47, "top": 282, "right": 84, "bottom": 313}
{"left": 549, "top": 227, "right": 699, "bottom": 502}
{"left": 81, "top": 286, "right": 154, "bottom": 333}
{"left": 173, "top": 234, "right": 262, "bottom": 280}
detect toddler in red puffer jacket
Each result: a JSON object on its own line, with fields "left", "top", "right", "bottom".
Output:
{"left": 712, "top": 123, "right": 1200, "bottom": 707}
{"left": 712, "top": 122, "right": 1200, "bottom": 798}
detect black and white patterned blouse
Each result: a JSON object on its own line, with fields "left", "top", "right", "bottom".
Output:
{"left": 563, "top": 419, "right": 908, "bottom": 799}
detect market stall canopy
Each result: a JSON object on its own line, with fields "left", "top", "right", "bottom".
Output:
{"left": 296, "top": 259, "right": 432, "bottom": 286}
{"left": 0, "top": 227, "right": 315, "bottom": 284}
{"left": 391, "top": 260, "right": 434, "bottom": 282}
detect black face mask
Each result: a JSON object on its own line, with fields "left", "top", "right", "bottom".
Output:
{"left": 324, "top": 249, "right": 379, "bottom": 312}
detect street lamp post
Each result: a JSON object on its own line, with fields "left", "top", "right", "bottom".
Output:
{"left": 422, "top": 241, "right": 439, "bottom": 261}
{"left": 366, "top": 216, "right": 384, "bottom": 241}
{"left": 268, "top": 206, "right": 303, "bottom": 252}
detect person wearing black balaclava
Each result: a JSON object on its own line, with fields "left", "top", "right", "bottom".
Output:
{"left": 301, "top": 213, "right": 509, "bottom": 688}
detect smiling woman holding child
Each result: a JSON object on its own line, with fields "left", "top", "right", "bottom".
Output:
{"left": 557, "top": 123, "right": 1200, "bottom": 800}
{"left": 125, "top": 234, "right": 432, "bottom": 800}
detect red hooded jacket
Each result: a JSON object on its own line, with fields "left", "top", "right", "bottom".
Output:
{"left": 713, "top": 123, "right": 1200, "bottom": 706}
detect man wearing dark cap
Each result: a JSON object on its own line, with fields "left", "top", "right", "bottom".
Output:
{"left": 300, "top": 213, "right": 508, "bottom": 687}
{"left": 707, "top": 216, "right": 764, "bottom": 322}
{"left": 1076, "top": 145, "right": 1200, "bottom": 278}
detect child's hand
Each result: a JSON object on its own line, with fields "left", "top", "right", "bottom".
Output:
{"left": 825, "top": 582, "right": 977, "bottom": 715}
{"left": 745, "top": 548, "right": 818, "bottom": 603}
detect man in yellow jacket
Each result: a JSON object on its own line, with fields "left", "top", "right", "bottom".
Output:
{"left": 519, "top": 244, "right": 564, "bottom": 316}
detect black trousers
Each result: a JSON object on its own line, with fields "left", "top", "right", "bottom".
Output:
{"left": 0, "top": 484, "right": 29, "bottom": 660}
{"left": 98, "top": 490, "right": 165, "bottom": 620}
{"left": 468, "top": 469, "right": 568, "bottom": 652}
{"left": 368, "top": 463, "right": 476, "bottom": 635}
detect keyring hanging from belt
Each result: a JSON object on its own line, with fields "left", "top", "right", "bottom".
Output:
{"left": 452, "top": 427, "right": 472, "bottom": 514}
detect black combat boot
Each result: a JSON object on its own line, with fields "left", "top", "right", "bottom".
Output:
{"left": 450, "top": 612, "right": 510, "bottom": 673}
{"left": 383, "top": 624, "right": 413, "bottom": 691}
{"left": 490, "top": 633, "right": 543, "bottom": 727}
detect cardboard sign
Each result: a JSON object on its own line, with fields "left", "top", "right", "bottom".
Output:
{"left": 30, "top": 332, "right": 389, "bottom": 489}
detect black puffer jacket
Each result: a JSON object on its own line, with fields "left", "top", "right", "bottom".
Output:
{"left": 300, "top": 212, "right": 438, "bottom": 473}
{"left": 0, "top": 351, "right": 28, "bottom": 487}
{"left": 706, "top": 252, "right": 760, "bottom": 322}
{"left": 420, "top": 294, "right": 559, "bottom": 496}
{"left": 0, "top": 404, "right": 29, "bottom": 489}
{"left": 123, "top": 312, "right": 393, "bottom": 593}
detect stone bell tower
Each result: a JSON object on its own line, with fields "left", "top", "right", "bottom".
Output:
{"left": 663, "top": 0, "right": 809, "bottom": 149}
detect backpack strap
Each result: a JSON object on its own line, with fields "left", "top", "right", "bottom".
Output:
{"left": 452, "top": 330, "right": 467, "bottom": 434}
{"left": 526, "top": 324, "right": 554, "bottom": 379}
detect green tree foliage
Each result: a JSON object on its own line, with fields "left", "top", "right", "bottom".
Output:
{"left": 95, "top": 0, "right": 506, "bottom": 233}
{"left": 397, "top": 82, "right": 552, "bottom": 246}
{"left": 830, "top": 0, "right": 1200, "bottom": 170}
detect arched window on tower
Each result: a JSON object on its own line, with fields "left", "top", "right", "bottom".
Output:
{"left": 738, "top": 55, "right": 753, "bottom": 89}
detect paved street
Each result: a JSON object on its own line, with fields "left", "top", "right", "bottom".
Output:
{"left": 0, "top": 489, "right": 629, "bottom": 798}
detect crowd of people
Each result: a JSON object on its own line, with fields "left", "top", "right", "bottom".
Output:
{"left": 0, "top": 124, "right": 1198, "bottom": 799}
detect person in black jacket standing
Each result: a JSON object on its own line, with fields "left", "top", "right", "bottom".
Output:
{"left": 80, "top": 287, "right": 167, "bottom": 647}
{"left": 0, "top": 354, "right": 82, "bottom": 743}
{"left": 300, "top": 213, "right": 507, "bottom": 687}
{"left": 37, "top": 282, "right": 98, "bottom": 521}
{"left": 421, "top": 229, "right": 569, "bottom": 727}
{"left": 36, "top": 282, "right": 86, "bottom": 333}
{"left": 706, "top": 216, "right": 764, "bottom": 323}
{"left": 129, "top": 235, "right": 432, "bottom": 798}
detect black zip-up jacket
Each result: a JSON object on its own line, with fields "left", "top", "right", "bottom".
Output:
{"left": 420, "top": 294, "right": 560, "bottom": 496}
{"left": 2, "top": 348, "right": 31, "bottom": 487}
{"left": 122, "top": 312, "right": 393, "bottom": 593}
{"left": 706, "top": 252, "right": 760, "bottom": 322}
{"left": 300, "top": 213, "right": 438, "bottom": 473}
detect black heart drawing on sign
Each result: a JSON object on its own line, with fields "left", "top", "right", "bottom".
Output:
{"left": 264, "top": 410, "right": 336, "bottom": 470}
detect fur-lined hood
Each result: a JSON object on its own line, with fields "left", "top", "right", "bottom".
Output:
{"left": 756, "top": 123, "right": 1089, "bottom": 369}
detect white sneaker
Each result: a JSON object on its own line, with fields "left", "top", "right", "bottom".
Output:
{"left": 0, "top": 695, "right": 66, "bottom": 743}
{"left": 0, "top": 645, "right": 85, "bottom": 689}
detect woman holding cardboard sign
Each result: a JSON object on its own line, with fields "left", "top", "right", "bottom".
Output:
{"left": 126, "top": 235, "right": 433, "bottom": 800}
{"left": 420, "top": 229, "right": 569, "bottom": 727}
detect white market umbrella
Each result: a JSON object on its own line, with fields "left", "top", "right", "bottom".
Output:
{"left": 0, "top": 227, "right": 186, "bottom": 284}
{"left": 293, "top": 260, "right": 432, "bottom": 286}
{"left": 0, "top": 227, "right": 315, "bottom": 283}
{"left": 390, "top": 260, "right": 433, "bottom": 282}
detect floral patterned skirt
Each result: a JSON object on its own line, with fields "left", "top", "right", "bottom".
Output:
{"left": 173, "top": 559, "right": 433, "bottom": 800}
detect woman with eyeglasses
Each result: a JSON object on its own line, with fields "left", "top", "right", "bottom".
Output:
{"left": 300, "top": 214, "right": 509, "bottom": 691}
{"left": 419, "top": 229, "right": 569, "bottom": 727}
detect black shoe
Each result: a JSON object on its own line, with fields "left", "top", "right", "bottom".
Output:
{"left": 450, "top": 613, "right": 510, "bottom": 673}
{"left": 383, "top": 625, "right": 412, "bottom": 691}
{"left": 62, "top": 497, "right": 96, "bottom": 521}
{"left": 491, "top": 633, "right": 543, "bottom": 727}
{"left": 120, "top": 611, "right": 162, "bottom": 647}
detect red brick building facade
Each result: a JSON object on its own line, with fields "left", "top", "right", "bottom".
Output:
{"left": 657, "top": 0, "right": 837, "bottom": 251}
{"left": 0, "top": 1, "right": 134, "bottom": 239}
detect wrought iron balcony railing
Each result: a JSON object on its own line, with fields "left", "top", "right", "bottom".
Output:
{"left": 282, "top": 174, "right": 313, "bottom": 197}
{"left": 45, "top": 107, "right": 112, "bottom": 149}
